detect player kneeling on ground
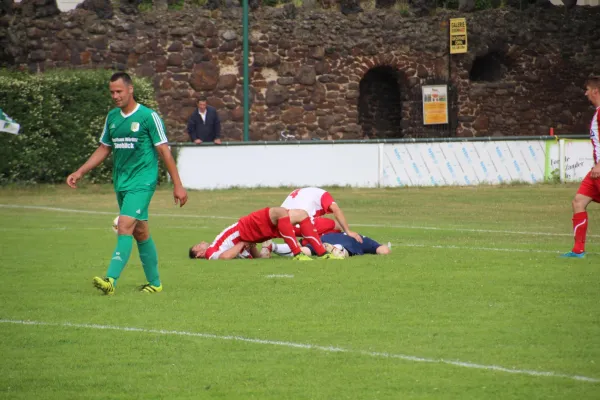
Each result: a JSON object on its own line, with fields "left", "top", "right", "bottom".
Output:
{"left": 281, "top": 187, "right": 363, "bottom": 243}
{"left": 189, "top": 207, "right": 344, "bottom": 260}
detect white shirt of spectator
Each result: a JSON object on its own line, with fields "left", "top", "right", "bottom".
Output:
{"left": 198, "top": 109, "right": 207, "bottom": 123}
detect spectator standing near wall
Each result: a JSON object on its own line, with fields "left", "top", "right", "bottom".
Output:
{"left": 186, "top": 96, "right": 222, "bottom": 145}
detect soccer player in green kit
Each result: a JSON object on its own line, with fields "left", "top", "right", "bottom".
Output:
{"left": 67, "top": 72, "right": 188, "bottom": 295}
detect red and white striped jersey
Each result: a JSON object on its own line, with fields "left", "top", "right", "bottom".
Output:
{"left": 205, "top": 222, "right": 251, "bottom": 260}
{"left": 281, "top": 187, "right": 335, "bottom": 219}
{"left": 591, "top": 107, "right": 600, "bottom": 164}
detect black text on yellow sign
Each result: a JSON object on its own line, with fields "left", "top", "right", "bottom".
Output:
{"left": 449, "top": 18, "right": 468, "bottom": 54}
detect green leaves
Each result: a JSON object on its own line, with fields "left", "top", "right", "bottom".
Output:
{"left": 0, "top": 69, "right": 160, "bottom": 185}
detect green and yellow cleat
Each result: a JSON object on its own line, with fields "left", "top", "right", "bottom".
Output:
{"left": 93, "top": 276, "right": 115, "bottom": 295}
{"left": 138, "top": 283, "right": 163, "bottom": 293}
{"left": 292, "top": 253, "right": 313, "bottom": 261}
{"left": 317, "top": 252, "right": 345, "bottom": 260}
{"left": 323, "top": 243, "right": 347, "bottom": 259}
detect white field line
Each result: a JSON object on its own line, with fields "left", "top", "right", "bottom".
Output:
{"left": 395, "top": 243, "right": 564, "bottom": 254}
{"left": 265, "top": 274, "right": 294, "bottom": 278}
{"left": 0, "top": 319, "right": 597, "bottom": 383}
{"left": 0, "top": 204, "right": 590, "bottom": 238}
{"left": 352, "top": 223, "right": 589, "bottom": 238}
{"left": 0, "top": 226, "right": 208, "bottom": 232}
{"left": 0, "top": 204, "right": 238, "bottom": 220}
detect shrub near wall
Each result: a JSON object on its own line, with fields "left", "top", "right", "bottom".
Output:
{"left": 0, "top": 69, "right": 162, "bottom": 184}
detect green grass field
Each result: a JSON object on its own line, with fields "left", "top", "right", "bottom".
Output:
{"left": 1, "top": 184, "right": 599, "bottom": 399}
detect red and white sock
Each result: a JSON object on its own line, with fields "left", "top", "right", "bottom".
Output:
{"left": 276, "top": 216, "right": 301, "bottom": 256}
{"left": 572, "top": 211, "right": 588, "bottom": 253}
{"left": 299, "top": 218, "right": 327, "bottom": 256}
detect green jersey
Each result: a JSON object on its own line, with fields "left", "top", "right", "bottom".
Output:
{"left": 99, "top": 104, "right": 168, "bottom": 192}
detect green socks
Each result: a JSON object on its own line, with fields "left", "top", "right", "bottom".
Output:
{"left": 106, "top": 235, "right": 160, "bottom": 288}
{"left": 106, "top": 234, "right": 133, "bottom": 283}
{"left": 137, "top": 236, "right": 160, "bottom": 287}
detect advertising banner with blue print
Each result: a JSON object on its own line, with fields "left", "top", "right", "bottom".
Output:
{"left": 381, "top": 141, "right": 546, "bottom": 187}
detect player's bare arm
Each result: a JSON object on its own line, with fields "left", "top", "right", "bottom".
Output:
{"left": 218, "top": 241, "right": 248, "bottom": 259}
{"left": 155, "top": 143, "right": 188, "bottom": 207}
{"left": 247, "top": 243, "right": 263, "bottom": 258}
{"left": 330, "top": 203, "right": 363, "bottom": 243}
{"left": 66, "top": 144, "right": 112, "bottom": 188}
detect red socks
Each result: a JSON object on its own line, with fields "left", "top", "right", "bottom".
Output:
{"left": 299, "top": 218, "right": 327, "bottom": 256}
{"left": 276, "top": 216, "right": 301, "bottom": 256}
{"left": 572, "top": 211, "right": 588, "bottom": 254}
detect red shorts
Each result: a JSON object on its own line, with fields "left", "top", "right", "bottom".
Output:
{"left": 293, "top": 217, "right": 340, "bottom": 237}
{"left": 577, "top": 172, "right": 600, "bottom": 203}
{"left": 238, "top": 207, "right": 279, "bottom": 243}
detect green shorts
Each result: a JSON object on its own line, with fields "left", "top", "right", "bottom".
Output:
{"left": 116, "top": 188, "right": 155, "bottom": 221}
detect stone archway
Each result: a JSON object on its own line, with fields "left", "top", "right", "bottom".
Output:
{"left": 358, "top": 66, "right": 404, "bottom": 139}
{"left": 469, "top": 51, "right": 509, "bottom": 82}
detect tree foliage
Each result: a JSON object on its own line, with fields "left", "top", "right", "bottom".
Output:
{"left": 0, "top": 69, "right": 163, "bottom": 185}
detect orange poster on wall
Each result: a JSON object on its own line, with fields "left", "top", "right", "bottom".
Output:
{"left": 422, "top": 85, "right": 448, "bottom": 125}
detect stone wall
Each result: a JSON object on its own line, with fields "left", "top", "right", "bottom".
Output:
{"left": 1, "top": 3, "right": 599, "bottom": 141}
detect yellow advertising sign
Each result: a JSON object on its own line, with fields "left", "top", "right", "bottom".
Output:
{"left": 422, "top": 85, "right": 448, "bottom": 125}
{"left": 449, "top": 17, "right": 468, "bottom": 54}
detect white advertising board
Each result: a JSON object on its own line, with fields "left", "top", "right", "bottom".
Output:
{"left": 178, "top": 143, "right": 380, "bottom": 190}
{"left": 381, "top": 141, "right": 546, "bottom": 187}
{"left": 176, "top": 138, "right": 593, "bottom": 190}
{"left": 545, "top": 139, "right": 594, "bottom": 182}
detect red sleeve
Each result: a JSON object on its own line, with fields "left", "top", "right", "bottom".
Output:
{"left": 320, "top": 192, "right": 335, "bottom": 213}
{"left": 205, "top": 245, "right": 217, "bottom": 260}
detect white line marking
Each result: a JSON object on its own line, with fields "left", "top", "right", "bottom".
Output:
{"left": 352, "top": 223, "right": 591, "bottom": 238}
{"left": 393, "top": 243, "right": 600, "bottom": 257}
{"left": 265, "top": 274, "right": 294, "bottom": 278}
{"left": 395, "top": 243, "right": 563, "bottom": 254}
{"left": 0, "top": 319, "right": 596, "bottom": 383}
{"left": 0, "top": 204, "right": 592, "bottom": 238}
{"left": 0, "top": 226, "right": 209, "bottom": 232}
{"left": 0, "top": 204, "right": 238, "bottom": 220}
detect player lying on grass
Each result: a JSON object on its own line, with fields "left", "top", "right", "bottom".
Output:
{"left": 261, "top": 230, "right": 391, "bottom": 258}
{"left": 292, "top": 217, "right": 390, "bottom": 256}
{"left": 188, "top": 207, "right": 343, "bottom": 260}
{"left": 282, "top": 187, "right": 363, "bottom": 243}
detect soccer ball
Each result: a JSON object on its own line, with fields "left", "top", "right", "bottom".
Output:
{"left": 324, "top": 243, "right": 348, "bottom": 258}
{"left": 332, "top": 244, "right": 349, "bottom": 258}
{"left": 112, "top": 216, "right": 119, "bottom": 234}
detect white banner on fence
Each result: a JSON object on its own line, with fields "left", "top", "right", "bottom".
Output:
{"left": 381, "top": 141, "right": 546, "bottom": 186}
{"left": 178, "top": 143, "right": 380, "bottom": 189}
{"left": 545, "top": 139, "right": 594, "bottom": 182}
{"left": 176, "top": 139, "right": 594, "bottom": 190}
